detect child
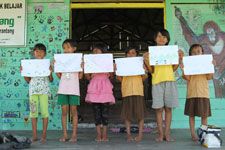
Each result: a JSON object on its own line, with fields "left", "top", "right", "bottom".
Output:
{"left": 182, "top": 44, "right": 213, "bottom": 141}
{"left": 56, "top": 39, "right": 83, "bottom": 143}
{"left": 23, "top": 43, "right": 53, "bottom": 143}
{"left": 144, "top": 29, "right": 183, "bottom": 142}
{"left": 85, "top": 43, "right": 115, "bottom": 142}
{"left": 117, "top": 47, "right": 148, "bottom": 142}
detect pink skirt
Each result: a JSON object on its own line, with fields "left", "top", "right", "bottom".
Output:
{"left": 85, "top": 73, "right": 115, "bottom": 104}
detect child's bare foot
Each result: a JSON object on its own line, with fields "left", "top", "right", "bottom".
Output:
{"left": 31, "top": 137, "right": 38, "bottom": 142}
{"left": 59, "top": 136, "right": 68, "bottom": 142}
{"left": 101, "top": 138, "right": 109, "bottom": 142}
{"left": 69, "top": 135, "right": 77, "bottom": 143}
{"left": 155, "top": 135, "right": 163, "bottom": 142}
{"left": 134, "top": 135, "right": 143, "bottom": 142}
{"left": 191, "top": 134, "right": 198, "bottom": 142}
{"left": 40, "top": 138, "right": 46, "bottom": 143}
{"left": 165, "top": 134, "right": 175, "bottom": 142}
{"left": 95, "top": 134, "right": 102, "bottom": 142}
{"left": 127, "top": 134, "right": 134, "bottom": 142}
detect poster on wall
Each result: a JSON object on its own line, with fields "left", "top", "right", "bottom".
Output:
{"left": 0, "top": 0, "right": 26, "bottom": 46}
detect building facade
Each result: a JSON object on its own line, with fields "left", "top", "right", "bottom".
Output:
{"left": 0, "top": 0, "right": 225, "bottom": 130}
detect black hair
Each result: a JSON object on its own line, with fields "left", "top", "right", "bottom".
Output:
{"left": 153, "top": 29, "right": 170, "bottom": 45}
{"left": 33, "top": 43, "right": 46, "bottom": 52}
{"left": 92, "top": 43, "right": 108, "bottom": 53}
{"left": 62, "top": 39, "right": 78, "bottom": 48}
{"left": 189, "top": 44, "right": 204, "bottom": 56}
{"left": 125, "top": 46, "right": 139, "bottom": 56}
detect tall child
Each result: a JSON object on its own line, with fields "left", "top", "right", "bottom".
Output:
{"left": 56, "top": 39, "right": 83, "bottom": 143}
{"left": 117, "top": 47, "right": 148, "bottom": 142}
{"left": 182, "top": 44, "right": 213, "bottom": 141}
{"left": 85, "top": 43, "right": 115, "bottom": 142}
{"left": 144, "top": 29, "right": 183, "bottom": 142}
{"left": 23, "top": 43, "right": 53, "bottom": 143}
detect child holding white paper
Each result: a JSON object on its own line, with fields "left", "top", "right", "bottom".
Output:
{"left": 143, "top": 29, "right": 183, "bottom": 142}
{"left": 181, "top": 44, "right": 214, "bottom": 141}
{"left": 117, "top": 47, "right": 148, "bottom": 142}
{"left": 22, "top": 43, "right": 53, "bottom": 143}
{"left": 85, "top": 43, "right": 115, "bottom": 142}
{"left": 56, "top": 39, "right": 83, "bottom": 143}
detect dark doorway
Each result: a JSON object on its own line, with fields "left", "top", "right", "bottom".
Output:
{"left": 72, "top": 8, "right": 164, "bottom": 124}
{"left": 72, "top": 9, "right": 164, "bottom": 51}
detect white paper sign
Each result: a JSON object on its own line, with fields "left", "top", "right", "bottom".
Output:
{"left": 0, "top": 0, "right": 26, "bottom": 46}
{"left": 149, "top": 45, "right": 178, "bottom": 65}
{"left": 54, "top": 53, "right": 83, "bottom": 73}
{"left": 115, "top": 57, "right": 145, "bottom": 76}
{"left": 183, "top": 55, "right": 214, "bottom": 75}
{"left": 84, "top": 54, "right": 113, "bottom": 73}
{"left": 21, "top": 59, "right": 50, "bottom": 77}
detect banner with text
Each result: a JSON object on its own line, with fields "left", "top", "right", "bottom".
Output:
{"left": 0, "top": 0, "right": 26, "bottom": 46}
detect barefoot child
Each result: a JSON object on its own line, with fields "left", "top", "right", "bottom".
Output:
{"left": 117, "top": 47, "right": 148, "bottom": 142}
{"left": 85, "top": 43, "right": 115, "bottom": 142}
{"left": 182, "top": 44, "right": 213, "bottom": 141}
{"left": 23, "top": 43, "right": 53, "bottom": 143}
{"left": 144, "top": 29, "right": 183, "bottom": 142}
{"left": 56, "top": 39, "right": 83, "bottom": 143}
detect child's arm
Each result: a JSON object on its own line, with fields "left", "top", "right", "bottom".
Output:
{"left": 172, "top": 64, "right": 179, "bottom": 72}
{"left": 173, "top": 49, "right": 184, "bottom": 72}
{"left": 142, "top": 63, "right": 149, "bottom": 81}
{"left": 79, "top": 61, "right": 84, "bottom": 79}
{"left": 109, "top": 72, "right": 114, "bottom": 80}
{"left": 24, "top": 77, "right": 31, "bottom": 83}
{"left": 85, "top": 73, "right": 92, "bottom": 80}
{"left": 206, "top": 74, "right": 213, "bottom": 80}
{"left": 116, "top": 76, "right": 123, "bottom": 82}
{"left": 79, "top": 72, "right": 83, "bottom": 79}
{"left": 143, "top": 52, "right": 154, "bottom": 73}
{"left": 141, "top": 73, "right": 148, "bottom": 81}
{"left": 56, "top": 73, "right": 62, "bottom": 79}
{"left": 49, "top": 66, "right": 53, "bottom": 82}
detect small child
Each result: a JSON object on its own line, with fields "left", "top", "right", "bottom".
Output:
{"left": 182, "top": 44, "right": 213, "bottom": 141}
{"left": 85, "top": 43, "right": 115, "bottom": 142}
{"left": 56, "top": 39, "right": 83, "bottom": 143}
{"left": 144, "top": 29, "right": 183, "bottom": 142}
{"left": 117, "top": 47, "right": 148, "bottom": 142}
{"left": 23, "top": 43, "right": 53, "bottom": 143}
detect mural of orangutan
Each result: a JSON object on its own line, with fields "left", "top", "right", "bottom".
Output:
{"left": 175, "top": 6, "right": 225, "bottom": 98}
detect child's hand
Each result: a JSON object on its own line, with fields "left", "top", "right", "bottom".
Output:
{"left": 49, "top": 66, "right": 53, "bottom": 73}
{"left": 143, "top": 52, "right": 149, "bottom": 61}
{"left": 212, "top": 59, "right": 216, "bottom": 66}
{"left": 20, "top": 66, "right": 23, "bottom": 72}
{"left": 143, "top": 64, "right": 148, "bottom": 72}
{"left": 178, "top": 49, "right": 184, "bottom": 63}
{"left": 113, "top": 63, "right": 117, "bottom": 72}
{"left": 81, "top": 62, "right": 84, "bottom": 69}
{"left": 180, "top": 63, "right": 184, "bottom": 71}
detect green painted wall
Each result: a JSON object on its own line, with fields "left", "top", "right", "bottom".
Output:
{"left": 0, "top": 0, "right": 70, "bottom": 130}
{"left": 166, "top": 0, "right": 225, "bottom": 128}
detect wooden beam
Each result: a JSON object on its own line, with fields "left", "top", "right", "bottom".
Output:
{"left": 71, "top": 3, "right": 165, "bottom": 9}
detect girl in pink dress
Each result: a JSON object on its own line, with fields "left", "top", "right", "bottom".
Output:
{"left": 85, "top": 43, "right": 115, "bottom": 142}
